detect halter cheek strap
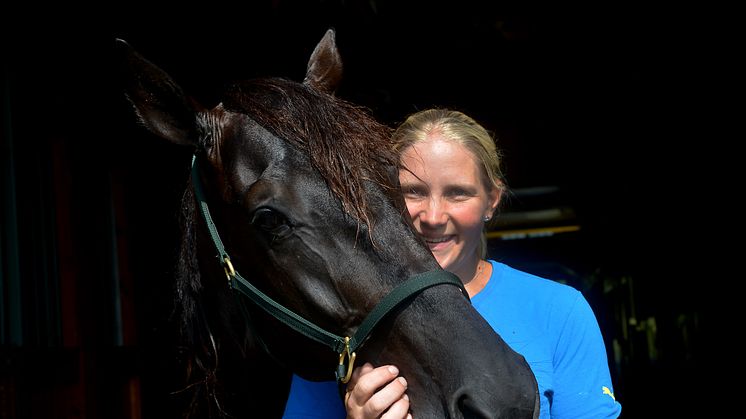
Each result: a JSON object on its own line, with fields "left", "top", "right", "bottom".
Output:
{"left": 191, "top": 155, "right": 469, "bottom": 383}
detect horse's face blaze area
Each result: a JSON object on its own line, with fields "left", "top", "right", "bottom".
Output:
{"left": 117, "top": 29, "right": 540, "bottom": 418}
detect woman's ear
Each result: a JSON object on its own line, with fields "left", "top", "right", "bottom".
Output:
{"left": 486, "top": 185, "right": 503, "bottom": 219}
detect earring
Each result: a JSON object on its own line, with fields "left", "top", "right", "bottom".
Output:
{"left": 483, "top": 216, "right": 491, "bottom": 222}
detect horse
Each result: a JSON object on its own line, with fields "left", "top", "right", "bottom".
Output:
{"left": 117, "top": 29, "right": 539, "bottom": 418}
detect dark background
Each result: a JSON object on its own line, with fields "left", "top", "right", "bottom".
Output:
{"left": 1, "top": 1, "right": 725, "bottom": 418}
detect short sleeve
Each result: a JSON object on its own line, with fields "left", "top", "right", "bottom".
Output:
{"left": 550, "top": 293, "right": 622, "bottom": 419}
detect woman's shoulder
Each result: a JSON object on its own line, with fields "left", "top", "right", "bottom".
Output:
{"left": 489, "top": 260, "right": 582, "bottom": 305}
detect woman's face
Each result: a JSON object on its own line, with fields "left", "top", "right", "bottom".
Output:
{"left": 399, "top": 134, "right": 500, "bottom": 276}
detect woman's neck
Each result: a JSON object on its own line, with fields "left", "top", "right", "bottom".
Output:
{"left": 460, "top": 259, "right": 491, "bottom": 298}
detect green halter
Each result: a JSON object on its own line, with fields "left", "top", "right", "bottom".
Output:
{"left": 190, "top": 155, "right": 469, "bottom": 383}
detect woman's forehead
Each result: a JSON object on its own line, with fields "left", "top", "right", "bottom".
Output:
{"left": 399, "top": 139, "right": 483, "bottom": 185}
{"left": 401, "top": 137, "right": 478, "bottom": 168}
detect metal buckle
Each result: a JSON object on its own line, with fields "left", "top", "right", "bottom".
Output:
{"left": 223, "top": 256, "right": 236, "bottom": 282}
{"left": 338, "top": 336, "right": 357, "bottom": 384}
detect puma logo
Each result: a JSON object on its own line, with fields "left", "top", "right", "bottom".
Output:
{"left": 602, "top": 386, "right": 615, "bottom": 401}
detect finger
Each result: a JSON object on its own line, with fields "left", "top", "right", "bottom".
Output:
{"left": 353, "top": 365, "right": 401, "bottom": 402}
{"left": 347, "top": 362, "right": 375, "bottom": 391}
{"left": 381, "top": 394, "right": 410, "bottom": 419}
{"left": 362, "top": 375, "right": 408, "bottom": 418}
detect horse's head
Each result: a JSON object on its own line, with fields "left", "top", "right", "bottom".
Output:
{"left": 118, "top": 30, "right": 538, "bottom": 418}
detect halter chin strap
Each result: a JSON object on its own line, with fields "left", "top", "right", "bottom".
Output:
{"left": 191, "top": 155, "right": 469, "bottom": 383}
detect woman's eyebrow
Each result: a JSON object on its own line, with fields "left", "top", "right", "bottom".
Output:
{"left": 443, "top": 183, "right": 478, "bottom": 192}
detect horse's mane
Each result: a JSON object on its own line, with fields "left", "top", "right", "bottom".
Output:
{"left": 223, "top": 77, "right": 398, "bottom": 226}
{"left": 172, "top": 78, "right": 399, "bottom": 416}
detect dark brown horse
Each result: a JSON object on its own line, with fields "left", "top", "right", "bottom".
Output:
{"left": 118, "top": 29, "right": 539, "bottom": 418}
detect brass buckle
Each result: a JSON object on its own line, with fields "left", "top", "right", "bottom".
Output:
{"left": 223, "top": 256, "right": 236, "bottom": 282}
{"left": 338, "top": 336, "right": 357, "bottom": 384}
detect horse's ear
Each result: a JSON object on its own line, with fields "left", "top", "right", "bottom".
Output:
{"left": 115, "top": 38, "right": 201, "bottom": 148}
{"left": 303, "top": 29, "right": 343, "bottom": 94}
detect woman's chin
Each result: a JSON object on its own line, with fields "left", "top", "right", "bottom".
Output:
{"left": 433, "top": 253, "right": 455, "bottom": 271}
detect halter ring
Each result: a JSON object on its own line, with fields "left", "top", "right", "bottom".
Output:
{"left": 338, "top": 336, "right": 357, "bottom": 384}
{"left": 223, "top": 256, "right": 236, "bottom": 281}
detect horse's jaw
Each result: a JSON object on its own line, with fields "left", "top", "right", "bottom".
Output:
{"left": 361, "top": 286, "right": 539, "bottom": 419}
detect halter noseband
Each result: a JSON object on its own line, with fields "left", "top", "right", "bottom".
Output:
{"left": 191, "top": 155, "right": 469, "bottom": 383}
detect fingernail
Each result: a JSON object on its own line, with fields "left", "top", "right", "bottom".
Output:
{"left": 398, "top": 376, "right": 407, "bottom": 387}
{"left": 388, "top": 365, "right": 399, "bottom": 375}
{"left": 407, "top": 414, "right": 413, "bottom": 419}
{"left": 403, "top": 393, "right": 409, "bottom": 401}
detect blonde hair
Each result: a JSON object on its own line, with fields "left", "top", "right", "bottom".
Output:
{"left": 392, "top": 108, "right": 506, "bottom": 258}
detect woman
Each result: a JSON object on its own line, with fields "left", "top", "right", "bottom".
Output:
{"left": 283, "top": 109, "right": 622, "bottom": 418}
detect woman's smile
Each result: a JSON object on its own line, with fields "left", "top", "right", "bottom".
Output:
{"left": 422, "top": 234, "right": 455, "bottom": 252}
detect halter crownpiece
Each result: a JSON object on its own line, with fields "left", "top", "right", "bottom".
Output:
{"left": 190, "top": 154, "right": 469, "bottom": 382}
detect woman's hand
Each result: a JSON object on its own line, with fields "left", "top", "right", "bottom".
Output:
{"left": 344, "top": 362, "right": 411, "bottom": 419}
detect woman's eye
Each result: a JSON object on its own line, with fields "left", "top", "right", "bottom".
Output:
{"left": 446, "top": 187, "right": 474, "bottom": 200}
{"left": 403, "top": 186, "right": 425, "bottom": 197}
{"left": 251, "top": 208, "right": 293, "bottom": 239}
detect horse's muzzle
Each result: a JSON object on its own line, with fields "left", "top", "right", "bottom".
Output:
{"left": 451, "top": 386, "right": 540, "bottom": 419}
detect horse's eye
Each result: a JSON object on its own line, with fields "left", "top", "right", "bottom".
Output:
{"left": 251, "top": 208, "right": 293, "bottom": 239}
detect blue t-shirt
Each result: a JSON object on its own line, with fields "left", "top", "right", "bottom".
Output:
{"left": 283, "top": 261, "right": 622, "bottom": 418}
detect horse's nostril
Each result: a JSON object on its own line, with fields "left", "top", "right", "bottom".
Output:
{"left": 456, "top": 393, "right": 491, "bottom": 419}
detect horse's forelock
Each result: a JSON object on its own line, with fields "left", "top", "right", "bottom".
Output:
{"left": 222, "top": 78, "right": 398, "bottom": 230}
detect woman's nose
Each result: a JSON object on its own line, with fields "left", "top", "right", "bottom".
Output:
{"left": 421, "top": 198, "right": 447, "bottom": 226}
